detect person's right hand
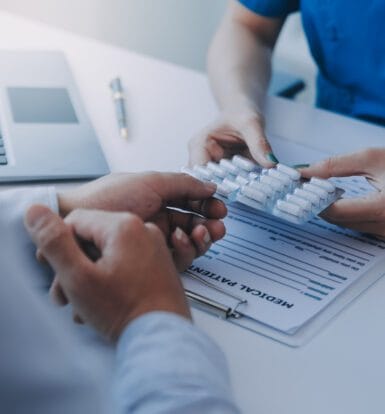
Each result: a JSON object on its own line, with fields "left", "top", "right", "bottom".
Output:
{"left": 25, "top": 206, "right": 191, "bottom": 342}
{"left": 188, "top": 112, "right": 278, "bottom": 167}
{"left": 299, "top": 148, "right": 385, "bottom": 237}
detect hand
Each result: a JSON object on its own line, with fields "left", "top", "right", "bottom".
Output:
{"left": 25, "top": 206, "right": 191, "bottom": 341}
{"left": 57, "top": 172, "right": 227, "bottom": 270}
{"left": 188, "top": 112, "right": 278, "bottom": 167}
{"left": 299, "top": 148, "right": 385, "bottom": 237}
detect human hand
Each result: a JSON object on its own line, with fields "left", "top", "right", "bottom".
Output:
{"left": 57, "top": 172, "right": 227, "bottom": 270}
{"left": 188, "top": 112, "right": 278, "bottom": 167}
{"left": 299, "top": 148, "right": 385, "bottom": 237}
{"left": 25, "top": 206, "right": 191, "bottom": 341}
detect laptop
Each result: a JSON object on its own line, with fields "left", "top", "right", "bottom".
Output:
{"left": 0, "top": 51, "right": 110, "bottom": 182}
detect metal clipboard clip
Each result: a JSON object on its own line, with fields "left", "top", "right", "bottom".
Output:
{"left": 184, "top": 270, "right": 248, "bottom": 320}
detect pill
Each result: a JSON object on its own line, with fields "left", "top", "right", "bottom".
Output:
{"left": 223, "top": 178, "right": 241, "bottom": 192}
{"left": 220, "top": 159, "right": 240, "bottom": 175}
{"left": 294, "top": 188, "right": 320, "bottom": 207}
{"left": 268, "top": 169, "right": 292, "bottom": 187}
{"left": 277, "top": 164, "right": 301, "bottom": 180}
{"left": 248, "top": 172, "right": 260, "bottom": 181}
{"left": 248, "top": 181, "right": 275, "bottom": 197}
{"left": 232, "top": 155, "right": 258, "bottom": 172}
{"left": 273, "top": 208, "right": 305, "bottom": 225}
{"left": 206, "top": 162, "right": 227, "bottom": 178}
{"left": 216, "top": 182, "right": 237, "bottom": 198}
{"left": 240, "top": 185, "right": 268, "bottom": 204}
{"left": 286, "top": 194, "right": 312, "bottom": 211}
{"left": 310, "top": 177, "right": 336, "bottom": 193}
{"left": 275, "top": 199, "right": 303, "bottom": 217}
{"left": 235, "top": 175, "right": 249, "bottom": 186}
{"left": 302, "top": 183, "right": 329, "bottom": 200}
{"left": 260, "top": 175, "right": 285, "bottom": 193}
{"left": 193, "top": 165, "right": 214, "bottom": 181}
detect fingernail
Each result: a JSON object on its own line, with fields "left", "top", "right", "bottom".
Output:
{"left": 266, "top": 152, "right": 279, "bottom": 164}
{"left": 204, "top": 181, "right": 217, "bottom": 192}
{"left": 293, "top": 164, "right": 310, "bottom": 169}
{"left": 203, "top": 227, "right": 211, "bottom": 245}
{"left": 175, "top": 227, "right": 189, "bottom": 246}
{"left": 25, "top": 206, "right": 50, "bottom": 230}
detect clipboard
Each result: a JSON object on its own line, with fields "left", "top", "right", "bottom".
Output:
{"left": 182, "top": 263, "right": 385, "bottom": 347}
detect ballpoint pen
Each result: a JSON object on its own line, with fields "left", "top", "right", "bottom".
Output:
{"left": 110, "top": 77, "right": 129, "bottom": 139}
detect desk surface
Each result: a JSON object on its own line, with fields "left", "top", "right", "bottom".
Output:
{"left": 1, "top": 11, "right": 385, "bottom": 414}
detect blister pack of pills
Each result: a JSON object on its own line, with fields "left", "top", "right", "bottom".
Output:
{"left": 182, "top": 155, "right": 344, "bottom": 225}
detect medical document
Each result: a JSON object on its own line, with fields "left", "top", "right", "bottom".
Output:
{"left": 183, "top": 136, "right": 385, "bottom": 334}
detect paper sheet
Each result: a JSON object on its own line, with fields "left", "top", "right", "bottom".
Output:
{"left": 182, "top": 135, "right": 385, "bottom": 334}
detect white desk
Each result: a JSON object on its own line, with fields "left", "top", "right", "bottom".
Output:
{"left": 1, "top": 11, "right": 385, "bottom": 414}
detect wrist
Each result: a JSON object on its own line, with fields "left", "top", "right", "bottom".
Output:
{"left": 220, "top": 93, "right": 265, "bottom": 118}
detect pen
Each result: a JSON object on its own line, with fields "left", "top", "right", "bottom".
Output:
{"left": 110, "top": 77, "right": 128, "bottom": 139}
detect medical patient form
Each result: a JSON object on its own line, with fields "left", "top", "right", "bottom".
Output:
{"left": 183, "top": 137, "right": 385, "bottom": 338}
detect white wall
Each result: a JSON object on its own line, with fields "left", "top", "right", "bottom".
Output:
{"left": 0, "top": 0, "right": 316, "bottom": 100}
{"left": 0, "top": 0, "right": 226, "bottom": 71}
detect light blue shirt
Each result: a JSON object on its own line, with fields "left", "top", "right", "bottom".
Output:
{"left": 0, "top": 187, "right": 240, "bottom": 414}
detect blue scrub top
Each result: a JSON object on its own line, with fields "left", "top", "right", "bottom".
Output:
{"left": 239, "top": 0, "right": 385, "bottom": 126}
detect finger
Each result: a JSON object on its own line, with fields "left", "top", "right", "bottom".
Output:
{"left": 64, "top": 209, "right": 136, "bottom": 250}
{"left": 145, "top": 173, "right": 217, "bottom": 204}
{"left": 49, "top": 278, "right": 69, "bottom": 306}
{"left": 320, "top": 193, "right": 385, "bottom": 223}
{"left": 205, "top": 138, "right": 226, "bottom": 162}
{"left": 242, "top": 118, "right": 277, "bottom": 168}
{"left": 191, "top": 224, "right": 212, "bottom": 257}
{"left": 36, "top": 249, "right": 48, "bottom": 265}
{"left": 25, "top": 205, "right": 94, "bottom": 289}
{"left": 188, "top": 133, "right": 212, "bottom": 166}
{"left": 299, "top": 149, "right": 376, "bottom": 179}
{"left": 322, "top": 218, "right": 385, "bottom": 238}
{"left": 171, "top": 227, "right": 197, "bottom": 271}
{"left": 167, "top": 210, "right": 226, "bottom": 242}
{"left": 187, "top": 198, "right": 227, "bottom": 219}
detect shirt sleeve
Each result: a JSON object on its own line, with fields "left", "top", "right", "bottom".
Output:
{"left": 0, "top": 186, "right": 59, "bottom": 289}
{"left": 115, "top": 312, "right": 241, "bottom": 414}
{"left": 0, "top": 187, "right": 107, "bottom": 414}
{"left": 238, "top": 0, "right": 300, "bottom": 17}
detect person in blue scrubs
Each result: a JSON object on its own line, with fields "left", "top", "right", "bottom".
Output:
{"left": 189, "top": 0, "right": 385, "bottom": 237}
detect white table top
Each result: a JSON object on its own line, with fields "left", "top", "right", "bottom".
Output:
{"left": 1, "top": 11, "right": 385, "bottom": 414}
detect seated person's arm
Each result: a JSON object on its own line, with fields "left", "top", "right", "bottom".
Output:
{"left": 0, "top": 187, "right": 105, "bottom": 413}
{"left": 189, "top": 0, "right": 285, "bottom": 167}
{"left": 26, "top": 202, "right": 240, "bottom": 413}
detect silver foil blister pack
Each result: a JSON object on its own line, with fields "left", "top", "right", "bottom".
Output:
{"left": 183, "top": 156, "right": 344, "bottom": 225}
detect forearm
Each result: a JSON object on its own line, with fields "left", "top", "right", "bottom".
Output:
{"left": 115, "top": 312, "right": 240, "bottom": 414}
{"left": 208, "top": 14, "right": 272, "bottom": 117}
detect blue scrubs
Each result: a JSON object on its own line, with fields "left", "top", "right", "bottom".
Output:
{"left": 239, "top": 0, "right": 385, "bottom": 126}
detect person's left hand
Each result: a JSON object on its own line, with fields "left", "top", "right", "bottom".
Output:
{"left": 299, "top": 148, "right": 385, "bottom": 237}
{"left": 56, "top": 172, "right": 227, "bottom": 270}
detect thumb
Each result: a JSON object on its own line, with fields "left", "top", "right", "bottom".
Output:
{"left": 145, "top": 172, "right": 217, "bottom": 202}
{"left": 242, "top": 117, "right": 278, "bottom": 168}
{"left": 25, "top": 205, "right": 93, "bottom": 287}
{"left": 299, "top": 151, "right": 370, "bottom": 179}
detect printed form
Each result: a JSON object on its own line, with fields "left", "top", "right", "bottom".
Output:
{"left": 183, "top": 136, "right": 385, "bottom": 334}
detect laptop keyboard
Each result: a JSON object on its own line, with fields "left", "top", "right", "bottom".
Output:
{"left": 0, "top": 134, "right": 7, "bottom": 165}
